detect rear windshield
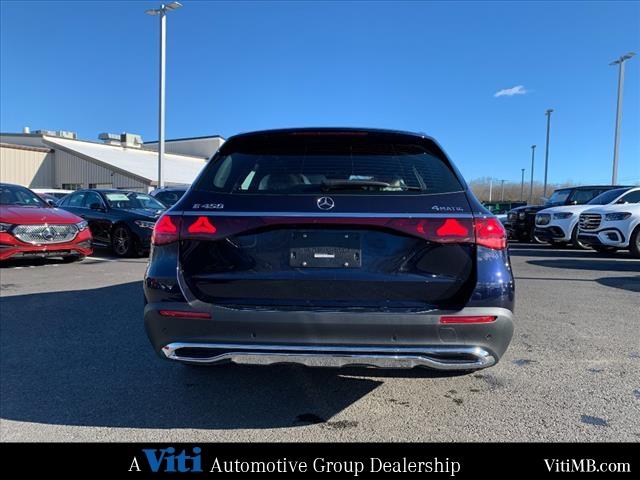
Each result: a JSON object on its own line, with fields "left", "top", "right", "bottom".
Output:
{"left": 195, "top": 136, "right": 463, "bottom": 195}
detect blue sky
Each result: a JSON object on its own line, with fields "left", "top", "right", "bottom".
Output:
{"left": 1, "top": 0, "right": 638, "bottom": 184}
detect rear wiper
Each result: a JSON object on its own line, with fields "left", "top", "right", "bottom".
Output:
{"left": 322, "top": 179, "right": 391, "bottom": 191}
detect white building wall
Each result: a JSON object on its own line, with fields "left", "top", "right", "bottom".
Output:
{"left": 54, "top": 150, "right": 149, "bottom": 191}
{"left": 0, "top": 144, "right": 55, "bottom": 187}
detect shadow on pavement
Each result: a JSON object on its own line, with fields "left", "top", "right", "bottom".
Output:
{"left": 595, "top": 276, "right": 640, "bottom": 293}
{"left": 508, "top": 244, "right": 626, "bottom": 259}
{"left": 526, "top": 259, "right": 639, "bottom": 272}
{"left": 0, "top": 282, "right": 458, "bottom": 430}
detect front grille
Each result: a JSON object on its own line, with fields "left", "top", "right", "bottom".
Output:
{"left": 579, "top": 214, "right": 601, "bottom": 230}
{"left": 12, "top": 224, "right": 78, "bottom": 244}
{"left": 536, "top": 214, "right": 550, "bottom": 225}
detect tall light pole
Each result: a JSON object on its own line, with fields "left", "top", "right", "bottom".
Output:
{"left": 146, "top": 2, "right": 183, "bottom": 189}
{"left": 543, "top": 109, "right": 553, "bottom": 198}
{"left": 520, "top": 168, "right": 525, "bottom": 201}
{"left": 529, "top": 145, "right": 536, "bottom": 204}
{"left": 488, "top": 178, "right": 493, "bottom": 202}
{"left": 500, "top": 179, "right": 505, "bottom": 201}
{"left": 610, "top": 52, "right": 635, "bottom": 185}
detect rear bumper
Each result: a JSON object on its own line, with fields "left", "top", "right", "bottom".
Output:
{"left": 144, "top": 305, "right": 514, "bottom": 370}
{"left": 161, "top": 342, "right": 496, "bottom": 370}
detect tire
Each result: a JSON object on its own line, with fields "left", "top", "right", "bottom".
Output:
{"left": 530, "top": 226, "right": 546, "bottom": 244}
{"left": 570, "top": 225, "right": 590, "bottom": 250}
{"left": 630, "top": 226, "right": 640, "bottom": 259}
{"left": 61, "top": 255, "right": 86, "bottom": 263}
{"left": 111, "top": 225, "right": 136, "bottom": 257}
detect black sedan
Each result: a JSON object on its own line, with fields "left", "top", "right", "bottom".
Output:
{"left": 57, "top": 189, "right": 166, "bottom": 256}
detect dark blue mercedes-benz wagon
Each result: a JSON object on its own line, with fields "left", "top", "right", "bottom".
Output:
{"left": 144, "top": 128, "right": 514, "bottom": 371}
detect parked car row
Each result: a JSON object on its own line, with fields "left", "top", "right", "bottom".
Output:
{"left": 0, "top": 182, "right": 192, "bottom": 261}
{"left": 503, "top": 185, "right": 640, "bottom": 258}
{"left": 503, "top": 185, "right": 629, "bottom": 244}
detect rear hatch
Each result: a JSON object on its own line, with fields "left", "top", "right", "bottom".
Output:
{"left": 173, "top": 130, "right": 482, "bottom": 311}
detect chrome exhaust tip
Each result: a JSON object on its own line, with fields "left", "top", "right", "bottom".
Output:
{"left": 161, "top": 343, "right": 496, "bottom": 370}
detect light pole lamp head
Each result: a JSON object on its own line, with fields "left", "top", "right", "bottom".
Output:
{"left": 145, "top": 2, "right": 182, "bottom": 15}
{"left": 610, "top": 52, "right": 636, "bottom": 65}
{"left": 545, "top": 109, "right": 554, "bottom": 115}
{"left": 531, "top": 144, "right": 536, "bottom": 149}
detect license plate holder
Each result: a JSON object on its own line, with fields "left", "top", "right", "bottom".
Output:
{"left": 289, "top": 231, "right": 361, "bottom": 268}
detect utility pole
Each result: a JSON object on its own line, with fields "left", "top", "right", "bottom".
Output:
{"left": 520, "top": 168, "right": 525, "bottom": 201}
{"left": 488, "top": 178, "right": 493, "bottom": 202}
{"left": 146, "top": 2, "right": 183, "bottom": 189}
{"left": 529, "top": 145, "right": 536, "bottom": 204}
{"left": 610, "top": 52, "right": 635, "bottom": 185}
{"left": 500, "top": 179, "right": 505, "bottom": 201}
{"left": 543, "top": 109, "right": 553, "bottom": 198}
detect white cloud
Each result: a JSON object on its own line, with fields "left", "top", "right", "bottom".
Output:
{"left": 494, "top": 85, "right": 528, "bottom": 98}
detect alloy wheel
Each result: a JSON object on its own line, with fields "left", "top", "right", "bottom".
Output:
{"left": 113, "top": 227, "right": 130, "bottom": 256}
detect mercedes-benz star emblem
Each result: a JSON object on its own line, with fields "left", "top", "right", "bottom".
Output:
{"left": 42, "top": 227, "right": 55, "bottom": 241}
{"left": 316, "top": 197, "right": 335, "bottom": 211}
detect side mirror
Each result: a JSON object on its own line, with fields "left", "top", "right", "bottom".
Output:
{"left": 89, "top": 202, "right": 104, "bottom": 211}
{"left": 45, "top": 199, "right": 56, "bottom": 207}
{"left": 570, "top": 200, "right": 578, "bottom": 205}
{"left": 616, "top": 199, "right": 627, "bottom": 204}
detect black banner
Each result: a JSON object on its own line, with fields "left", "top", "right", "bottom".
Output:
{"left": 0, "top": 443, "right": 635, "bottom": 476}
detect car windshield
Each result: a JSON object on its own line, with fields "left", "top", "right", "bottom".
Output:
{"left": 104, "top": 192, "right": 165, "bottom": 210}
{"left": 587, "top": 188, "right": 628, "bottom": 205}
{"left": 545, "top": 189, "right": 571, "bottom": 206}
{"left": 0, "top": 185, "right": 48, "bottom": 207}
{"left": 195, "top": 135, "right": 463, "bottom": 195}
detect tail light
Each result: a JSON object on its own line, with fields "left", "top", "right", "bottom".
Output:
{"left": 176, "top": 214, "right": 506, "bottom": 250}
{"left": 440, "top": 315, "right": 497, "bottom": 324}
{"left": 387, "top": 218, "right": 474, "bottom": 244}
{"left": 187, "top": 216, "right": 217, "bottom": 234}
{"left": 474, "top": 217, "right": 507, "bottom": 249}
{"left": 151, "top": 214, "right": 181, "bottom": 245}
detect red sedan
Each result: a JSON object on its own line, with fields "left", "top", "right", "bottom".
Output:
{"left": 0, "top": 183, "right": 92, "bottom": 262}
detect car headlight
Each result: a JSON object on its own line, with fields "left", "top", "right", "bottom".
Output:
{"left": 0, "top": 222, "right": 13, "bottom": 233}
{"left": 76, "top": 220, "right": 89, "bottom": 231}
{"left": 553, "top": 212, "right": 573, "bottom": 219}
{"left": 604, "top": 212, "right": 631, "bottom": 221}
{"left": 535, "top": 214, "right": 550, "bottom": 225}
{"left": 134, "top": 220, "right": 156, "bottom": 229}
{"left": 518, "top": 212, "right": 526, "bottom": 220}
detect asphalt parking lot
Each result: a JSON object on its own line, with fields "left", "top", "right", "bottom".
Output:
{"left": 1, "top": 245, "right": 638, "bottom": 442}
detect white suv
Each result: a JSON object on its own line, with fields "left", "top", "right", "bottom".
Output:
{"left": 534, "top": 187, "right": 638, "bottom": 249}
{"left": 578, "top": 191, "right": 640, "bottom": 257}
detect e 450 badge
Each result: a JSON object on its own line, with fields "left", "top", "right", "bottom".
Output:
{"left": 192, "top": 203, "right": 224, "bottom": 210}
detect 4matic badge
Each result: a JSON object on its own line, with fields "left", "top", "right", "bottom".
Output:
{"left": 431, "top": 205, "right": 464, "bottom": 213}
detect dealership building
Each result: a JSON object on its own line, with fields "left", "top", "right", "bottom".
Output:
{"left": 0, "top": 129, "right": 224, "bottom": 192}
